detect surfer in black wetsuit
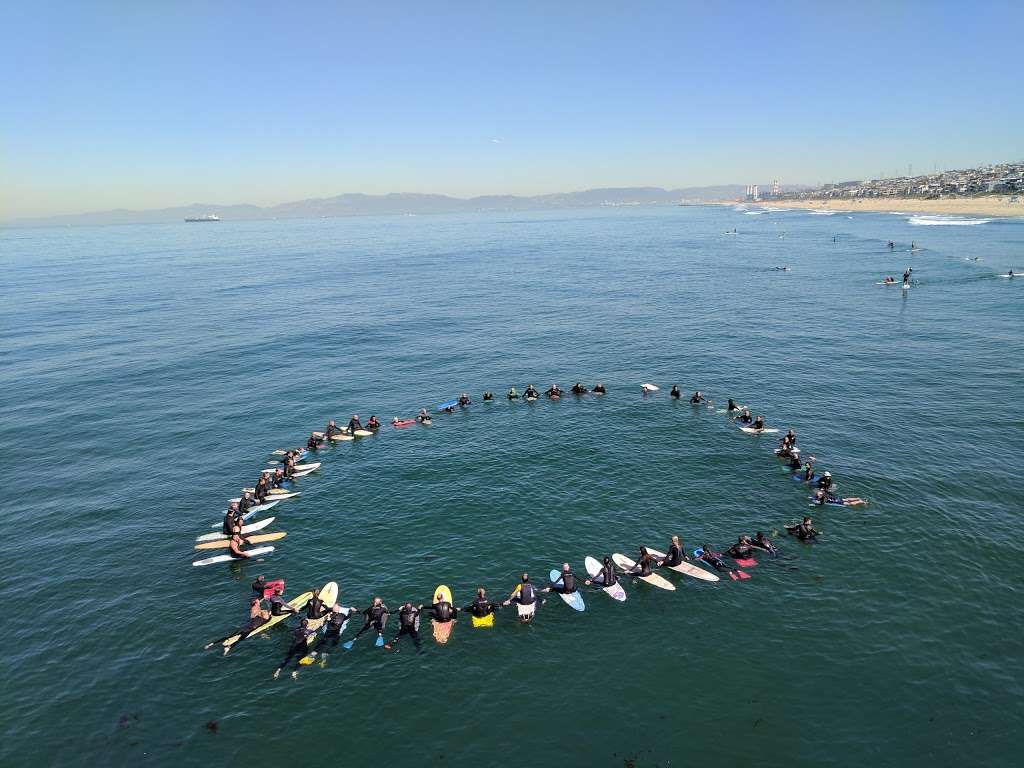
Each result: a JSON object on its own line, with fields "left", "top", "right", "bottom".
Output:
{"left": 251, "top": 575, "right": 267, "bottom": 596}
{"left": 786, "top": 450, "right": 803, "bottom": 470}
{"left": 524, "top": 385, "right": 539, "bottom": 399}
{"left": 571, "top": 382, "right": 588, "bottom": 395}
{"left": 902, "top": 267, "right": 912, "bottom": 287}
{"left": 670, "top": 385, "right": 681, "bottom": 399}
{"left": 416, "top": 408, "right": 432, "bottom": 424}
{"left": 267, "top": 584, "right": 296, "bottom": 616}
{"left": 786, "top": 517, "right": 819, "bottom": 540}
{"left": 282, "top": 456, "right": 296, "bottom": 481}
{"left": 507, "top": 387, "right": 519, "bottom": 400}
{"left": 274, "top": 619, "right": 315, "bottom": 678}
{"left": 816, "top": 472, "right": 834, "bottom": 491}
{"left": 727, "top": 536, "right": 754, "bottom": 559}
{"left": 750, "top": 416, "right": 766, "bottom": 431}
{"left": 353, "top": 597, "right": 389, "bottom": 642}
{"left": 585, "top": 556, "right": 619, "bottom": 588}
{"left": 421, "top": 593, "right": 458, "bottom": 622}
{"left": 503, "top": 574, "right": 539, "bottom": 609}
{"left": 463, "top": 588, "right": 501, "bottom": 619}
{"left": 347, "top": 414, "right": 363, "bottom": 434}
{"left": 306, "top": 588, "right": 330, "bottom": 623}
{"left": 738, "top": 408, "right": 753, "bottom": 425}
{"left": 750, "top": 531, "right": 778, "bottom": 555}
{"left": 698, "top": 545, "right": 730, "bottom": 571}
{"left": 813, "top": 489, "right": 867, "bottom": 506}
{"left": 483, "top": 391, "right": 494, "bottom": 401}
{"left": 238, "top": 492, "right": 255, "bottom": 516}
{"left": 224, "top": 505, "right": 242, "bottom": 536}
{"left": 321, "top": 604, "right": 358, "bottom": 655}
{"left": 270, "top": 468, "right": 287, "bottom": 489}
{"left": 543, "top": 563, "right": 578, "bottom": 594}
{"left": 325, "top": 420, "right": 342, "bottom": 439}
{"left": 628, "top": 548, "right": 656, "bottom": 577}
{"left": 727, "top": 399, "right": 739, "bottom": 412}
{"left": 657, "top": 535, "right": 689, "bottom": 567}
{"left": 254, "top": 474, "right": 271, "bottom": 503}
{"left": 592, "top": 383, "right": 606, "bottom": 394}
{"left": 690, "top": 391, "right": 706, "bottom": 404}
{"left": 307, "top": 433, "right": 322, "bottom": 451}
{"left": 385, "top": 603, "right": 423, "bottom": 652}
{"left": 458, "top": 393, "right": 472, "bottom": 407}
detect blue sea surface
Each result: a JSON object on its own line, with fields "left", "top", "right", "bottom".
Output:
{"left": 1, "top": 205, "right": 1021, "bottom": 766}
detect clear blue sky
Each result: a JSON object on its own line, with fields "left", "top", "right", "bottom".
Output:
{"left": 2, "top": 0, "right": 1022, "bottom": 217}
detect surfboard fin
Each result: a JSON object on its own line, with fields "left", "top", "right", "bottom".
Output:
{"left": 375, "top": 633, "right": 384, "bottom": 647}
{"left": 342, "top": 640, "right": 354, "bottom": 650}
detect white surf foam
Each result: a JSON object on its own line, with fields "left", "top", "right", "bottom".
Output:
{"left": 908, "top": 215, "right": 993, "bottom": 226}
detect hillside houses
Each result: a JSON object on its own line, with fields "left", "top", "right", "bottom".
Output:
{"left": 782, "top": 162, "right": 1024, "bottom": 200}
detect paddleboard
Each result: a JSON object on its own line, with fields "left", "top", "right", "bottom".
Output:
{"left": 583, "top": 556, "right": 627, "bottom": 601}
{"left": 641, "top": 383, "right": 660, "bottom": 391}
{"left": 197, "top": 516, "right": 276, "bottom": 542}
{"left": 739, "top": 426, "right": 780, "bottom": 434}
{"left": 471, "top": 613, "right": 495, "bottom": 628}
{"left": 221, "top": 589, "right": 313, "bottom": 649}
{"left": 437, "top": 399, "right": 458, "bottom": 411}
{"left": 645, "top": 547, "right": 719, "bottom": 582}
{"left": 611, "top": 554, "right": 675, "bottom": 591}
{"left": 548, "top": 570, "right": 585, "bottom": 611}
{"left": 432, "top": 585, "right": 455, "bottom": 644}
{"left": 193, "top": 546, "right": 275, "bottom": 567}
{"left": 195, "top": 531, "right": 287, "bottom": 551}
{"left": 510, "top": 584, "right": 536, "bottom": 622}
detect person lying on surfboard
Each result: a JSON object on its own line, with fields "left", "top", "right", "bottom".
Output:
{"left": 571, "top": 382, "right": 588, "bottom": 395}
{"left": 690, "top": 391, "right": 707, "bottom": 404}
{"left": 656, "top": 536, "right": 690, "bottom": 568}
{"left": 786, "top": 517, "right": 819, "bottom": 540}
{"left": 585, "top": 556, "right": 619, "bottom": 588}
{"left": 697, "top": 545, "right": 736, "bottom": 574}
{"left": 463, "top": 588, "right": 502, "bottom": 620}
{"left": 543, "top": 563, "right": 579, "bottom": 594}
{"left": 507, "top": 387, "right": 519, "bottom": 400}
{"left": 365, "top": 416, "right": 380, "bottom": 431}
{"left": 750, "top": 531, "right": 778, "bottom": 555}
{"left": 813, "top": 489, "right": 867, "bottom": 507}
{"left": 385, "top": 603, "right": 423, "bottom": 652}
{"left": 669, "top": 385, "right": 681, "bottom": 399}
{"left": 592, "top": 382, "right": 606, "bottom": 394}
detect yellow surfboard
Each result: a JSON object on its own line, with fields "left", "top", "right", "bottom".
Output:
{"left": 431, "top": 584, "right": 454, "bottom": 644}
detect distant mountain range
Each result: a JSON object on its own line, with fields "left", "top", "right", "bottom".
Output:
{"left": 5, "top": 184, "right": 807, "bottom": 227}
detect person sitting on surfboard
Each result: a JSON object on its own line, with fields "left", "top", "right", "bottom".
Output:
{"left": 483, "top": 390, "right": 494, "bottom": 401}
{"left": 365, "top": 415, "right": 380, "bottom": 431}
{"left": 224, "top": 505, "right": 242, "bottom": 536}
{"left": 571, "top": 382, "right": 588, "bottom": 395}
{"left": 523, "top": 384, "right": 539, "bottom": 399}
{"left": 385, "top": 603, "right": 423, "bottom": 652}
{"left": 727, "top": 536, "right": 754, "bottom": 559}
{"left": 546, "top": 384, "right": 562, "bottom": 398}
{"left": 346, "top": 414, "right": 363, "bottom": 434}
{"left": 253, "top": 475, "right": 271, "bottom": 503}
{"left": 503, "top": 574, "right": 538, "bottom": 609}
{"left": 324, "top": 419, "right": 342, "bottom": 438}
{"left": 246, "top": 597, "right": 270, "bottom": 631}
{"left": 690, "top": 391, "right": 706, "bottom": 404}
{"left": 786, "top": 450, "right": 803, "bottom": 471}
{"left": 592, "top": 382, "right": 606, "bottom": 394}
{"left": 463, "top": 588, "right": 501, "bottom": 620}
{"left": 749, "top": 416, "right": 766, "bottom": 432}
{"left": 306, "top": 588, "right": 331, "bottom": 623}
{"left": 627, "top": 548, "right": 657, "bottom": 577}
{"left": 352, "top": 598, "right": 390, "bottom": 643}
{"left": 238, "top": 492, "right": 255, "bottom": 516}
{"left": 738, "top": 408, "right": 753, "bottom": 424}
{"left": 750, "top": 531, "right": 778, "bottom": 555}
{"left": 282, "top": 456, "right": 296, "bottom": 480}
{"left": 787, "top": 517, "right": 819, "bottom": 540}
{"left": 507, "top": 387, "right": 519, "bottom": 400}
{"left": 656, "top": 536, "right": 689, "bottom": 568}
{"left": 267, "top": 584, "right": 297, "bottom": 617}
{"left": 543, "top": 563, "right": 579, "bottom": 594}
{"left": 228, "top": 528, "right": 252, "bottom": 560}
{"left": 270, "top": 467, "right": 288, "bottom": 489}
{"left": 585, "top": 556, "right": 619, "bottom": 588}
{"left": 420, "top": 593, "right": 458, "bottom": 623}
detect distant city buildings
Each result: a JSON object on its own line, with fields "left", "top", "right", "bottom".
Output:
{"left": 777, "top": 162, "right": 1024, "bottom": 200}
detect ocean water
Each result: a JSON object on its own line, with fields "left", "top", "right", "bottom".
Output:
{"left": 1, "top": 206, "right": 1021, "bottom": 767}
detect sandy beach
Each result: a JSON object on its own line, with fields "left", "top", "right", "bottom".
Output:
{"left": 757, "top": 197, "right": 1024, "bottom": 218}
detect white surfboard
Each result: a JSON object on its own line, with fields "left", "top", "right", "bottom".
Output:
{"left": 329, "top": 433, "right": 354, "bottom": 441}
{"left": 611, "top": 554, "right": 675, "bottom": 591}
{"left": 193, "top": 546, "right": 274, "bottom": 567}
{"left": 645, "top": 547, "right": 719, "bottom": 582}
{"left": 231, "top": 492, "right": 299, "bottom": 504}
{"left": 641, "top": 383, "right": 660, "bottom": 391}
{"left": 197, "top": 516, "right": 276, "bottom": 542}
{"left": 739, "top": 426, "right": 780, "bottom": 434}
{"left": 584, "top": 556, "right": 627, "bottom": 601}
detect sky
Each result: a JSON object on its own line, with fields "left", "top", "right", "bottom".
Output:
{"left": 2, "top": 0, "right": 1023, "bottom": 219}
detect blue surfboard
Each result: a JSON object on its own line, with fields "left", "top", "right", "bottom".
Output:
{"left": 548, "top": 569, "right": 585, "bottom": 611}
{"left": 436, "top": 399, "right": 458, "bottom": 411}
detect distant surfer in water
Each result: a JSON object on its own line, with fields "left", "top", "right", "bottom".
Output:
{"left": 592, "top": 382, "right": 606, "bottom": 394}
{"left": 727, "top": 399, "right": 740, "bottom": 412}
{"left": 543, "top": 563, "right": 578, "bottom": 594}
{"left": 813, "top": 489, "right": 867, "bottom": 507}
{"left": 571, "top": 382, "right": 588, "bottom": 395}
{"left": 325, "top": 419, "right": 342, "bottom": 439}
{"left": 458, "top": 393, "right": 472, "bottom": 406}
{"left": 750, "top": 531, "right": 778, "bottom": 555}
{"left": 228, "top": 528, "right": 252, "bottom": 559}
{"left": 524, "top": 384, "right": 539, "bottom": 399}
{"left": 690, "top": 391, "right": 706, "bottom": 404}
{"left": 727, "top": 536, "right": 754, "bottom": 559}
{"left": 888, "top": 241, "right": 895, "bottom": 250}
{"left": 626, "top": 547, "right": 657, "bottom": 577}
{"left": 749, "top": 416, "right": 767, "bottom": 432}
{"left": 738, "top": 408, "right": 753, "bottom": 425}
{"left": 697, "top": 544, "right": 742, "bottom": 579}
{"left": 365, "top": 415, "right": 380, "bottom": 431}
{"left": 267, "top": 584, "right": 297, "bottom": 617}
{"left": 670, "top": 385, "right": 681, "bottom": 399}
{"left": 416, "top": 408, "right": 432, "bottom": 424}
{"left": 507, "top": 387, "right": 519, "bottom": 400}
{"left": 483, "top": 390, "right": 494, "bottom": 401}
{"left": 321, "top": 604, "right": 359, "bottom": 655}
{"left": 306, "top": 432, "right": 322, "bottom": 450}
{"left": 902, "top": 267, "right": 912, "bottom": 288}
{"left": 816, "top": 472, "right": 834, "bottom": 492}
{"left": 546, "top": 384, "right": 562, "bottom": 398}
{"left": 786, "top": 517, "right": 819, "bottom": 540}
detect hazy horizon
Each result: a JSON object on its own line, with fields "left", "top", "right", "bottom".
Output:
{"left": 3, "top": 1, "right": 1022, "bottom": 219}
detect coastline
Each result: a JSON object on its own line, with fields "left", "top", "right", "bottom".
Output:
{"left": 747, "top": 196, "right": 1024, "bottom": 218}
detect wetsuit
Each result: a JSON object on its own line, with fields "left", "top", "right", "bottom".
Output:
{"left": 751, "top": 536, "right": 778, "bottom": 554}
{"left": 661, "top": 544, "right": 686, "bottom": 567}
{"left": 632, "top": 556, "right": 655, "bottom": 577}
{"left": 524, "top": 389, "right": 539, "bottom": 399}
{"left": 322, "top": 607, "right": 358, "bottom": 651}
{"left": 389, "top": 605, "right": 422, "bottom": 650}
{"left": 424, "top": 600, "right": 457, "bottom": 623}
{"left": 670, "top": 387, "right": 681, "bottom": 399}
{"left": 306, "top": 594, "right": 329, "bottom": 622}
{"left": 353, "top": 603, "right": 390, "bottom": 639}
{"left": 282, "top": 460, "right": 295, "bottom": 480}
{"left": 268, "top": 593, "right": 297, "bottom": 617}
{"left": 817, "top": 476, "right": 834, "bottom": 492}
{"left": 690, "top": 394, "right": 703, "bottom": 404}
{"left": 590, "top": 561, "right": 618, "bottom": 587}
{"left": 592, "top": 385, "right": 606, "bottom": 394}
{"left": 463, "top": 597, "right": 500, "bottom": 619}
{"left": 727, "top": 400, "right": 738, "bottom": 411}
{"left": 483, "top": 392, "right": 494, "bottom": 401}
{"left": 366, "top": 418, "right": 380, "bottom": 431}
{"left": 223, "top": 510, "right": 240, "bottom": 536}
{"left": 278, "top": 625, "right": 316, "bottom": 671}
{"left": 254, "top": 476, "right": 270, "bottom": 503}
{"left": 347, "top": 418, "right": 363, "bottom": 433}
{"left": 787, "top": 455, "right": 802, "bottom": 470}
{"left": 458, "top": 396, "right": 471, "bottom": 406}
{"left": 571, "top": 384, "right": 587, "bottom": 394}
{"left": 546, "top": 388, "right": 561, "bottom": 398}
{"left": 727, "top": 543, "right": 753, "bottom": 559}
{"left": 325, "top": 423, "right": 340, "bottom": 438}
{"left": 549, "top": 571, "right": 577, "bottom": 594}
{"left": 271, "top": 472, "right": 286, "bottom": 489}
{"left": 751, "top": 420, "right": 765, "bottom": 431}
{"left": 417, "top": 414, "right": 432, "bottom": 424}
{"left": 238, "top": 494, "right": 253, "bottom": 515}
{"left": 306, "top": 436, "right": 319, "bottom": 450}
{"left": 786, "top": 522, "right": 818, "bottom": 540}
{"left": 739, "top": 413, "right": 753, "bottom": 425}
{"left": 699, "top": 550, "right": 729, "bottom": 571}
{"left": 250, "top": 578, "right": 267, "bottom": 596}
